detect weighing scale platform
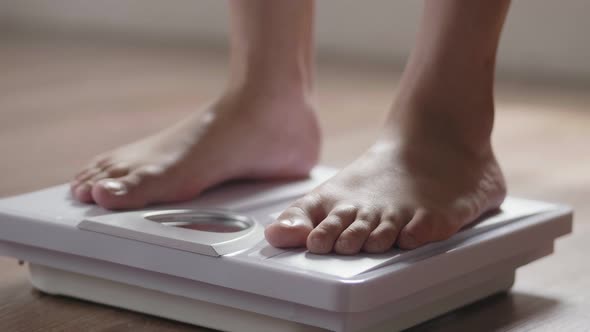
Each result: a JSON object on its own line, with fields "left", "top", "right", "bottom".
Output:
{"left": 0, "top": 167, "right": 572, "bottom": 332}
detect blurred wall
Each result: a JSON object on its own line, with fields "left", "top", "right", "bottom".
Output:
{"left": 2, "top": 0, "right": 590, "bottom": 81}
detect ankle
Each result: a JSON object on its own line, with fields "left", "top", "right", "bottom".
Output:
{"left": 228, "top": 53, "right": 313, "bottom": 100}
{"left": 388, "top": 93, "right": 495, "bottom": 158}
{"left": 220, "top": 70, "right": 316, "bottom": 124}
{"left": 227, "top": 80, "right": 312, "bottom": 105}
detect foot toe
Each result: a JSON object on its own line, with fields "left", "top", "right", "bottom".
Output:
{"left": 73, "top": 182, "right": 94, "bottom": 203}
{"left": 92, "top": 178, "right": 133, "bottom": 209}
{"left": 72, "top": 167, "right": 102, "bottom": 191}
{"left": 307, "top": 204, "right": 357, "bottom": 254}
{"left": 363, "top": 213, "right": 407, "bottom": 253}
{"left": 72, "top": 163, "right": 131, "bottom": 203}
{"left": 91, "top": 168, "right": 164, "bottom": 210}
{"left": 265, "top": 210, "right": 315, "bottom": 249}
{"left": 334, "top": 210, "right": 379, "bottom": 255}
{"left": 265, "top": 194, "right": 325, "bottom": 248}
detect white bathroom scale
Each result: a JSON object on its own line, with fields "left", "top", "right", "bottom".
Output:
{"left": 0, "top": 167, "right": 572, "bottom": 332}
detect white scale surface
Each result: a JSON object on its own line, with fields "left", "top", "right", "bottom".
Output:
{"left": 0, "top": 167, "right": 573, "bottom": 332}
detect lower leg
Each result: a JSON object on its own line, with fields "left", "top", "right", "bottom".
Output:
{"left": 227, "top": 0, "right": 314, "bottom": 99}
{"left": 71, "top": 0, "right": 319, "bottom": 209}
{"left": 391, "top": 0, "right": 511, "bottom": 150}
{"left": 266, "top": 0, "right": 510, "bottom": 253}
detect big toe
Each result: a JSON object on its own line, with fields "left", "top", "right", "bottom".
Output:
{"left": 91, "top": 169, "right": 170, "bottom": 210}
{"left": 92, "top": 178, "right": 139, "bottom": 210}
{"left": 265, "top": 195, "right": 325, "bottom": 248}
{"left": 265, "top": 217, "right": 313, "bottom": 248}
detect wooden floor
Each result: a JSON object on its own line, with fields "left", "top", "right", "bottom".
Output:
{"left": 1, "top": 37, "right": 589, "bottom": 331}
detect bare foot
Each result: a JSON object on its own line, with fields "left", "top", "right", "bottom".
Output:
{"left": 265, "top": 103, "right": 507, "bottom": 254}
{"left": 70, "top": 91, "right": 320, "bottom": 209}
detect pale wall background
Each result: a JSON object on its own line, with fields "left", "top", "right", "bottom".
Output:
{"left": 2, "top": 0, "right": 590, "bottom": 81}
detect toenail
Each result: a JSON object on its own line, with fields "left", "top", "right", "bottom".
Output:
{"left": 102, "top": 180, "right": 128, "bottom": 196}
{"left": 279, "top": 219, "right": 294, "bottom": 227}
{"left": 280, "top": 217, "right": 309, "bottom": 228}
